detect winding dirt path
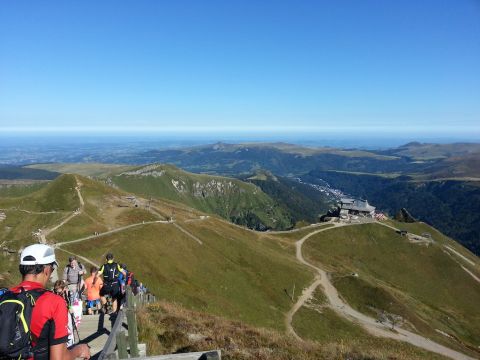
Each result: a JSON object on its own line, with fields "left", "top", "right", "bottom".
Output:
{"left": 460, "top": 266, "right": 480, "bottom": 284}
{"left": 56, "top": 247, "right": 100, "bottom": 268}
{"left": 54, "top": 219, "right": 171, "bottom": 247}
{"left": 443, "top": 248, "right": 480, "bottom": 285}
{"left": 0, "top": 208, "right": 57, "bottom": 215}
{"left": 172, "top": 222, "right": 203, "bottom": 245}
{"left": 39, "top": 176, "right": 85, "bottom": 244}
{"left": 444, "top": 246, "right": 476, "bottom": 267}
{"left": 75, "top": 178, "right": 85, "bottom": 207}
{"left": 53, "top": 183, "right": 202, "bottom": 248}
{"left": 287, "top": 222, "right": 476, "bottom": 360}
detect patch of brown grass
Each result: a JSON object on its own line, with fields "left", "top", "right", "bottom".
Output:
{"left": 138, "top": 301, "right": 447, "bottom": 360}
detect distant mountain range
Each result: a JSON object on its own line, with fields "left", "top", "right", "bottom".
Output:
{"left": 2, "top": 141, "right": 479, "bottom": 254}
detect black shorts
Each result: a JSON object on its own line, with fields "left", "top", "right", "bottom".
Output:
{"left": 100, "top": 282, "right": 120, "bottom": 299}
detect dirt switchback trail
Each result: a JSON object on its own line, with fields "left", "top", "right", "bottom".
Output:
{"left": 38, "top": 176, "right": 85, "bottom": 244}
{"left": 54, "top": 220, "right": 171, "bottom": 247}
{"left": 57, "top": 247, "right": 100, "bottom": 268}
{"left": 0, "top": 208, "right": 57, "bottom": 215}
{"left": 287, "top": 222, "right": 476, "bottom": 360}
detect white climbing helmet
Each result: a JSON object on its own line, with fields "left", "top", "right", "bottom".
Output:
{"left": 20, "top": 244, "right": 58, "bottom": 266}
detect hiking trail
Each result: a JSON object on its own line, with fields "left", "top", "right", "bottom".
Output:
{"left": 38, "top": 176, "right": 85, "bottom": 244}
{"left": 286, "top": 221, "right": 476, "bottom": 360}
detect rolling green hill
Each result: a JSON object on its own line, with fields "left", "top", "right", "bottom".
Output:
{"left": 110, "top": 164, "right": 293, "bottom": 230}
{"left": 302, "top": 222, "right": 480, "bottom": 354}
{"left": 0, "top": 165, "right": 59, "bottom": 180}
{"left": 1, "top": 173, "right": 479, "bottom": 359}
{"left": 0, "top": 181, "right": 49, "bottom": 197}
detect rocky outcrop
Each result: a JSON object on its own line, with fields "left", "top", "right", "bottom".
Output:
{"left": 395, "top": 208, "right": 416, "bottom": 223}
{"left": 120, "top": 165, "right": 166, "bottom": 177}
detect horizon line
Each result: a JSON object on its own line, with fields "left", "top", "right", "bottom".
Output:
{"left": 1, "top": 125, "right": 480, "bottom": 135}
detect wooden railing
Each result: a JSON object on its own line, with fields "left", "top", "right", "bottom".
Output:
{"left": 98, "top": 287, "right": 221, "bottom": 360}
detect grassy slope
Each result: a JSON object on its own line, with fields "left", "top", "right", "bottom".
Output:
{"left": 0, "top": 175, "right": 80, "bottom": 286}
{"left": 0, "top": 174, "right": 79, "bottom": 249}
{"left": 111, "top": 164, "right": 292, "bottom": 230}
{"left": 302, "top": 223, "right": 480, "bottom": 355}
{"left": 62, "top": 217, "right": 312, "bottom": 331}
{"left": 262, "top": 224, "right": 335, "bottom": 243}
{"left": 0, "top": 166, "right": 59, "bottom": 180}
{"left": 290, "top": 289, "right": 446, "bottom": 359}
{"left": 138, "top": 300, "right": 447, "bottom": 360}
{"left": 47, "top": 176, "right": 161, "bottom": 243}
{"left": 0, "top": 174, "right": 79, "bottom": 212}
{"left": 385, "top": 219, "right": 480, "bottom": 282}
{"left": 1, "top": 173, "right": 478, "bottom": 358}
{"left": 0, "top": 182, "right": 49, "bottom": 197}
{"left": 0, "top": 174, "right": 160, "bottom": 284}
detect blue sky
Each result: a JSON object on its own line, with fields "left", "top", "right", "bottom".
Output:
{"left": 0, "top": 1, "right": 479, "bottom": 136}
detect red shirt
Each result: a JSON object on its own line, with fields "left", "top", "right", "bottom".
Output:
{"left": 10, "top": 281, "right": 69, "bottom": 360}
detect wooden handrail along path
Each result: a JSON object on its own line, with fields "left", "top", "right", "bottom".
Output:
{"left": 93, "top": 287, "right": 221, "bottom": 360}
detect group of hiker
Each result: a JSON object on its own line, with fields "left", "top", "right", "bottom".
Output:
{"left": 0, "top": 244, "right": 148, "bottom": 360}
{"left": 59, "top": 253, "right": 142, "bottom": 315}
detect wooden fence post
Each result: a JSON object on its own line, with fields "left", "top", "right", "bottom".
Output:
{"left": 126, "top": 286, "right": 140, "bottom": 358}
{"left": 116, "top": 331, "right": 128, "bottom": 359}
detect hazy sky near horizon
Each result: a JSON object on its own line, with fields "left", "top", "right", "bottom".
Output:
{"left": 0, "top": 1, "right": 479, "bottom": 136}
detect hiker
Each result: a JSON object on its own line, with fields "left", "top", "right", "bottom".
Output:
{"left": 137, "top": 282, "right": 147, "bottom": 294}
{"left": 62, "top": 256, "right": 85, "bottom": 302}
{"left": 0, "top": 244, "right": 90, "bottom": 360}
{"left": 97, "top": 253, "right": 126, "bottom": 313}
{"left": 53, "top": 280, "right": 75, "bottom": 347}
{"left": 131, "top": 279, "right": 140, "bottom": 296}
{"left": 118, "top": 264, "right": 127, "bottom": 295}
{"left": 118, "top": 263, "right": 135, "bottom": 295}
{"left": 84, "top": 266, "right": 103, "bottom": 315}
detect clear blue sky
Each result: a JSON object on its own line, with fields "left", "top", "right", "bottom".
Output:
{"left": 0, "top": 0, "right": 479, "bottom": 136}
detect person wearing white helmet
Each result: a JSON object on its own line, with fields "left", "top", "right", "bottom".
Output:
{"left": 9, "top": 244, "right": 90, "bottom": 360}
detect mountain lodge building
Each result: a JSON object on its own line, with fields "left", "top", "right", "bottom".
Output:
{"left": 339, "top": 198, "right": 376, "bottom": 217}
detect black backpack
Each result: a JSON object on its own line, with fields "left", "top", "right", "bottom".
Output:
{"left": 0, "top": 288, "right": 46, "bottom": 359}
{"left": 102, "top": 262, "right": 119, "bottom": 284}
